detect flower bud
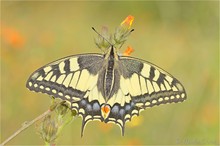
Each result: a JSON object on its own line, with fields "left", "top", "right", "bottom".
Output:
{"left": 39, "top": 114, "right": 58, "bottom": 144}
{"left": 37, "top": 99, "right": 76, "bottom": 145}
{"left": 114, "top": 15, "right": 134, "bottom": 47}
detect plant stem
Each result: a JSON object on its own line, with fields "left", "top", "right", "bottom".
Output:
{"left": 1, "top": 109, "right": 52, "bottom": 146}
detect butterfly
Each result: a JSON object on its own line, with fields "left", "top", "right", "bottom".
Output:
{"left": 26, "top": 26, "right": 186, "bottom": 137}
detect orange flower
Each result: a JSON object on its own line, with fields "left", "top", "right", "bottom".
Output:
{"left": 126, "top": 138, "right": 142, "bottom": 145}
{"left": 127, "top": 115, "right": 143, "bottom": 128}
{"left": 1, "top": 25, "right": 25, "bottom": 49}
{"left": 114, "top": 15, "right": 135, "bottom": 47}
{"left": 123, "top": 46, "right": 134, "bottom": 56}
{"left": 98, "top": 122, "right": 113, "bottom": 133}
{"left": 121, "top": 15, "right": 134, "bottom": 29}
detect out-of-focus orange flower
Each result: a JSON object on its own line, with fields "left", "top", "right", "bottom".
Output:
{"left": 126, "top": 138, "right": 142, "bottom": 145}
{"left": 199, "top": 103, "right": 218, "bottom": 124}
{"left": 123, "top": 46, "right": 134, "bottom": 56}
{"left": 1, "top": 25, "right": 25, "bottom": 49}
{"left": 121, "top": 15, "right": 134, "bottom": 29}
{"left": 113, "top": 15, "right": 134, "bottom": 47}
{"left": 127, "top": 115, "right": 143, "bottom": 128}
{"left": 98, "top": 122, "right": 113, "bottom": 133}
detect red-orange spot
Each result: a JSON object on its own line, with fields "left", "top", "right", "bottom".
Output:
{"left": 101, "top": 105, "right": 110, "bottom": 114}
{"left": 123, "top": 46, "right": 134, "bottom": 56}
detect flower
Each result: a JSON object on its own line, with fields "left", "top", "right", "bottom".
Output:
{"left": 1, "top": 25, "right": 25, "bottom": 49}
{"left": 120, "top": 15, "right": 134, "bottom": 29}
{"left": 38, "top": 99, "right": 75, "bottom": 145}
{"left": 114, "top": 15, "right": 135, "bottom": 47}
{"left": 127, "top": 115, "right": 143, "bottom": 128}
{"left": 39, "top": 114, "right": 58, "bottom": 144}
{"left": 93, "top": 15, "right": 135, "bottom": 51}
{"left": 123, "top": 46, "right": 134, "bottom": 56}
{"left": 99, "top": 122, "right": 113, "bottom": 133}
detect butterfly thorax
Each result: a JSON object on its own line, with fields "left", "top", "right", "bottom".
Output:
{"left": 103, "top": 46, "right": 119, "bottom": 99}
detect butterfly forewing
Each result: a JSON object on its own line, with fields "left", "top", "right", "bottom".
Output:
{"left": 119, "top": 56, "right": 186, "bottom": 107}
{"left": 26, "top": 53, "right": 105, "bottom": 108}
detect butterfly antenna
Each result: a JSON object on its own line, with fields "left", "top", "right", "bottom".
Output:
{"left": 117, "top": 29, "right": 134, "bottom": 49}
{"left": 92, "top": 27, "right": 113, "bottom": 47}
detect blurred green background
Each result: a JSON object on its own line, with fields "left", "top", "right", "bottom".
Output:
{"left": 1, "top": 1, "right": 219, "bottom": 145}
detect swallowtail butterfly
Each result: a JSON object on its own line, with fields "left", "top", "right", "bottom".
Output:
{"left": 26, "top": 20, "right": 186, "bottom": 137}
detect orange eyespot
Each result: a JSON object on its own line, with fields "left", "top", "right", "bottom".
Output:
{"left": 123, "top": 46, "right": 134, "bottom": 56}
{"left": 101, "top": 105, "right": 110, "bottom": 114}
